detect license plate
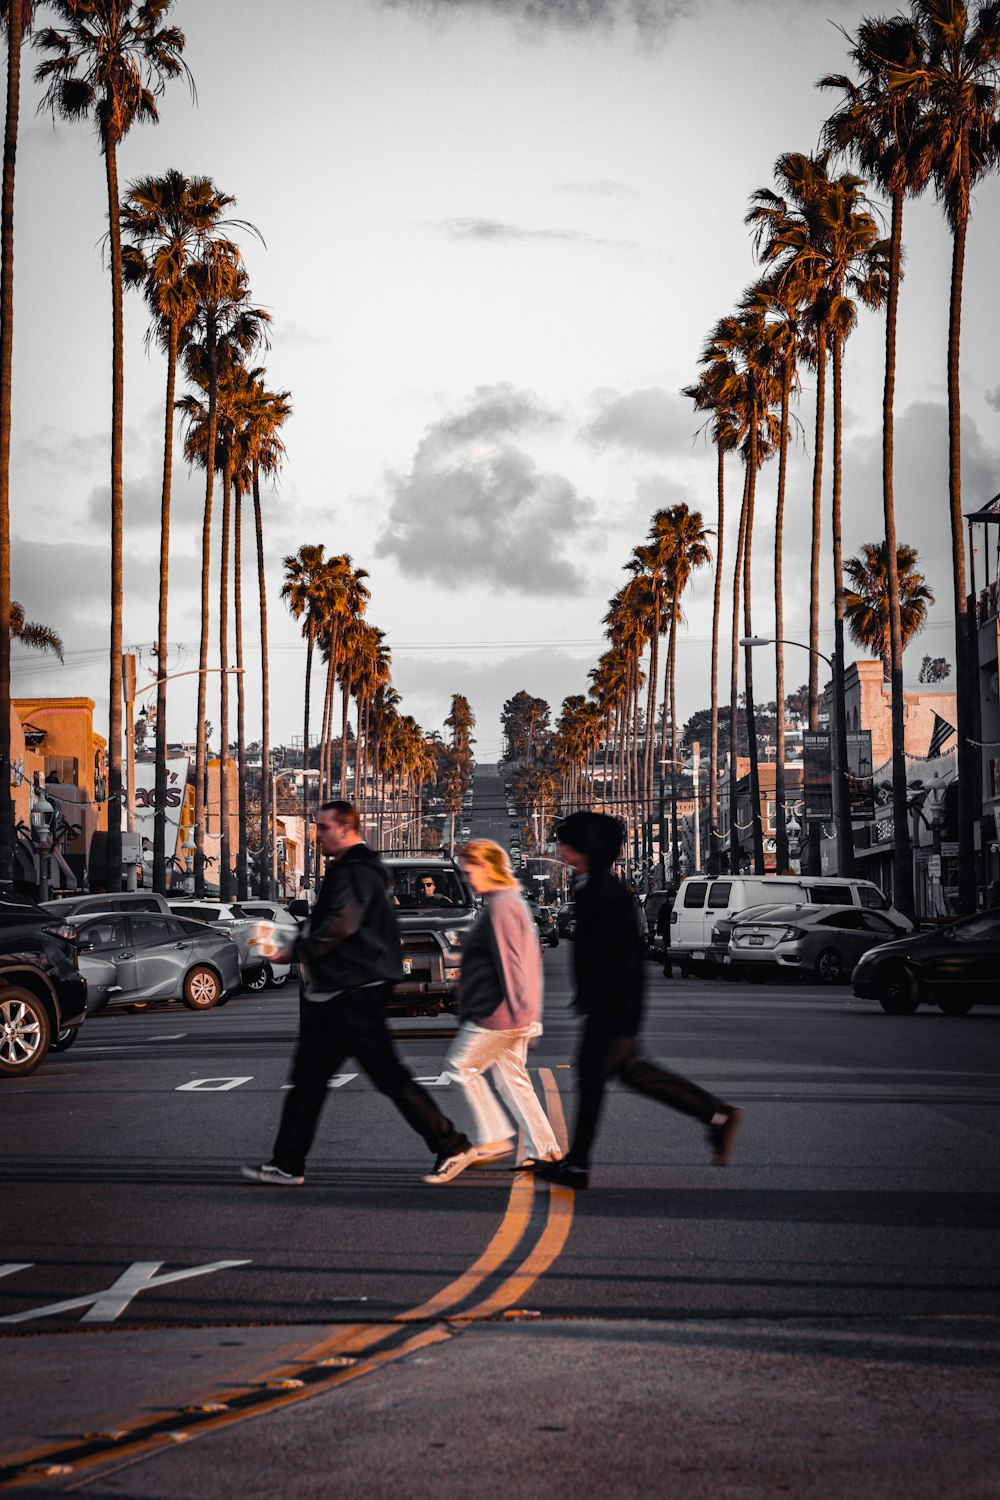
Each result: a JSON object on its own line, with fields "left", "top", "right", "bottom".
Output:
{"left": 692, "top": 950, "right": 705, "bottom": 961}
{"left": 402, "top": 958, "right": 412, "bottom": 975}
{"left": 748, "top": 935, "right": 764, "bottom": 946}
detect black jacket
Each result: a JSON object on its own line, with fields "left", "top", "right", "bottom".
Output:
{"left": 294, "top": 844, "right": 404, "bottom": 994}
{"left": 564, "top": 814, "right": 644, "bottom": 1034}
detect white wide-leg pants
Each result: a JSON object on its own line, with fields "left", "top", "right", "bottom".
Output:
{"left": 447, "top": 1022, "right": 559, "bottom": 1159}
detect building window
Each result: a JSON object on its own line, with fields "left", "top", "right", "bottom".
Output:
{"left": 44, "top": 755, "right": 79, "bottom": 786}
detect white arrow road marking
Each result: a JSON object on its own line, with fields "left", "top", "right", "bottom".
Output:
{"left": 279, "top": 1073, "right": 358, "bottom": 1090}
{"left": 152, "top": 1033, "right": 187, "bottom": 1041}
{"left": 0, "top": 1263, "right": 32, "bottom": 1281}
{"left": 0, "top": 1260, "right": 251, "bottom": 1325}
{"left": 176, "top": 1077, "right": 253, "bottom": 1091}
{"left": 414, "top": 1072, "right": 452, "bottom": 1088}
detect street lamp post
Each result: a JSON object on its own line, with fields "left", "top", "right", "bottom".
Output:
{"left": 29, "top": 780, "right": 55, "bottom": 903}
{"left": 740, "top": 636, "right": 852, "bottom": 879}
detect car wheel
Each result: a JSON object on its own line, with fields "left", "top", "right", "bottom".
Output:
{"left": 0, "top": 987, "right": 52, "bottom": 1077}
{"left": 268, "top": 968, "right": 290, "bottom": 988}
{"left": 244, "top": 965, "right": 268, "bottom": 993}
{"left": 52, "top": 1025, "right": 80, "bottom": 1053}
{"left": 814, "top": 947, "right": 844, "bottom": 985}
{"left": 937, "top": 995, "right": 974, "bottom": 1016}
{"left": 876, "top": 963, "right": 920, "bottom": 1015}
{"left": 182, "top": 966, "right": 222, "bottom": 1010}
{"left": 677, "top": 961, "right": 691, "bottom": 978}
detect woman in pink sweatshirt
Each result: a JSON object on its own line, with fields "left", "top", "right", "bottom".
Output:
{"left": 428, "top": 839, "right": 559, "bottom": 1182}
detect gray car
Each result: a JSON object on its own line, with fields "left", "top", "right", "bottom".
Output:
{"left": 725, "top": 903, "right": 904, "bottom": 985}
{"left": 75, "top": 911, "right": 242, "bottom": 1011}
{"left": 167, "top": 900, "right": 277, "bottom": 985}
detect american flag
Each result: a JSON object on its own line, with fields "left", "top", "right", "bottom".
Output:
{"left": 927, "top": 712, "right": 956, "bottom": 759}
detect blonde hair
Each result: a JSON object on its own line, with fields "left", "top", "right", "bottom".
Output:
{"left": 459, "top": 839, "right": 518, "bottom": 890}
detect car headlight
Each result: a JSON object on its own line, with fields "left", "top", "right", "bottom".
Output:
{"left": 443, "top": 929, "right": 464, "bottom": 948}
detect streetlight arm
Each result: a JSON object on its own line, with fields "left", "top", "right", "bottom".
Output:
{"left": 135, "top": 667, "right": 245, "bottom": 696}
{"left": 739, "top": 636, "right": 833, "bottom": 670}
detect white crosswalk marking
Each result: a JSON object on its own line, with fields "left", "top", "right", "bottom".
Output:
{"left": 176, "top": 1077, "right": 253, "bottom": 1091}
{"left": 279, "top": 1073, "right": 359, "bottom": 1090}
{"left": 0, "top": 1260, "right": 251, "bottom": 1325}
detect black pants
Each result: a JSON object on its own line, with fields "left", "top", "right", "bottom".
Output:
{"left": 272, "top": 984, "right": 469, "bottom": 1175}
{"left": 568, "top": 1016, "right": 726, "bottom": 1169}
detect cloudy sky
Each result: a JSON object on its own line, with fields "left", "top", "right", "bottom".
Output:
{"left": 8, "top": 0, "right": 1000, "bottom": 763}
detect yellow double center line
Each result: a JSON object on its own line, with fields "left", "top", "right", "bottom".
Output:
{"left": 1, "top": 1069, "right": 575, "bottom": 1491}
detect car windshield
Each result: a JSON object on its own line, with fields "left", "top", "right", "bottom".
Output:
{"left": 387, "top": 865, "right": 472, "bottom": 911}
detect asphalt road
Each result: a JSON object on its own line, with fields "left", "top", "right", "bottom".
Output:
{"left": 2, "top": 766, "right": 999, "bottom": 1495}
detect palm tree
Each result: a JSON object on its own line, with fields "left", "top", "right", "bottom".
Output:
{"left": 844, "top": 542, "right": 934, "bottom": 674}
{"left": 35, "top": 0, "right": 191, "bottom": 892}
{"left": 337, "top": 565, "right": 371, "bottom": 800}
{"left": 121, "top": 170, "right": 246, "bottom": 893}
{"left": 682, "top": 371, "right": 740, "bottom": 874}
{"left": 10, "top": 601, "right": 63, "bottom": 660}
{"left": 245, "top": 379, "right": 291, "bottom": 895}
{"left": 889, "top": 0, "right": 1000, "bottom": 911}
{"left": 181, "top": 254, "right": 268, "bottom": 894}
{"left": 821, "top": 10, "right": 930, "bottom": 916}
{"left": 0, "top": 1, "right": 43, "bottom": 888}
{"left": 281, "top": 544, "right": 327, "bottom": 889}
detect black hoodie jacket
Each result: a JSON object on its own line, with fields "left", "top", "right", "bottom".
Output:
{"left": 294, "top": 843, "right": 404, "bottom": 996}
{"left": 558, "top": 811, "right": 644, "bottom": 1034}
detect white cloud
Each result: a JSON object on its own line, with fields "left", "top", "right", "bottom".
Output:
{"left": 582, "top": 386, "right": 698, "bottom": 455}
{"left": 377, "top": 384, "right": 595, "bottom": 593}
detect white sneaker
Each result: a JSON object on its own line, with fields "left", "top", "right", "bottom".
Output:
{"left": 422, "top": 1146, "right": 479, "bottom": 1185}
{"left": 241, "top": 1162, "right": 305, "bottom": 1186}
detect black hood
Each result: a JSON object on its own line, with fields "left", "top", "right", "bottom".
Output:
{"left": 556, "top": 811, "right": 623, "bottom": 876}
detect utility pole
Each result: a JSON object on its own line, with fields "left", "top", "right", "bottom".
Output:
{"left": 122, "top": 653, "right": 137, "bottom": 892}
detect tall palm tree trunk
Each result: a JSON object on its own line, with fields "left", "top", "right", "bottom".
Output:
{"left": 193, "top": 314, "right": 217, "bottom": 897}
{"left": 668, "top": 601, "right": 680, "bottom": 885}
{"left": 105, "top": 137, "right": 125, "bottom": 891}
{"left": 218, "top": 448, "right": 233, "bottom": 901}
{"left": 808, "top": 331, "right": 827, "bottom": 732}
{"left": 234, "top": 481, "right": 248, "bottom": 898}
{"left": 252, "top": 463, "right": 271, "bottom": 897}
{"left": 319, "top": 655, "right": 334, "bottom": 801}
{"left": 742, "top": 435, "right": 765, "bottom": 875}
{"left": 0, "top": 2, "right": 24, "bottom": 889}
{"left": 152, "top": 320, "right": 177, "bottom": 894}
{"left": 340, "top": 670, "right": 353, "bottom": 798}
{"left": 302, "top": 619, "right": 314, "bottom": 891}
{"left": 773, "top": 360, "right": 791, "bottom": 873}
{"left": 831, "top": 335, "right": 854, "bottom": 879}
{"left": 708, "top": 441, "right": 725, "bottom": 875}
{"left": 729, "top": 468, "right": 750, "bottom": 872}
{"left": 882, "top": 188, "right": 914, "bottom": 917}
{"left": 947, "top": 202, "right": 976, "bottom": 913}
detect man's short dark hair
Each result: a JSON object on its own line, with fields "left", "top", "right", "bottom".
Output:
{"left": 318, "top": 800, "right": 361, "bottom": 833}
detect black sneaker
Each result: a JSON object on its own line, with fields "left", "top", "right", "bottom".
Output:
{"left": 240, "top": 1162, "right": 305, "bottom": 1186}
{"left": 536, "top": 1158, "right": 589, "bottom": 1190}
{"left": 422, "top": 1145, "right": 479, "bottom": 1185}
{"left": 708, "top": 1107, "right": 742, "bottom": 1167}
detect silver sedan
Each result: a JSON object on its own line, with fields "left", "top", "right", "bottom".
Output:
{"left": 76, "top": 911, "right": 242, "bottom": 1011}
{"left": 725, "top": 904, "right": 903, "bottom": 985}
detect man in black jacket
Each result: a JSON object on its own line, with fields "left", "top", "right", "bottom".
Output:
{"left": 538, "top": 811, "right": 741, "bottom": 1190}
{"left": 242, "top": 801, "right": 475, "bottom": 1187}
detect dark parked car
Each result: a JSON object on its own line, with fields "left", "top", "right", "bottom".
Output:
{"left": 0, "top": 892, "right": 88, "bottom": 1077}
{"left": 533, "top": 905, "right": 559, "bottom": 948}
{"left": 75, "top": 911, "right": 243, "bottom": 1012}
{"left": 383, "top": 857, "right": 479, "bottom": 1017}
{"left": 852, "top": 909, "right": 1000, "bottom": 1015}
{"left": 726, "top": 904, "right": 903, "bottom": 984}
{"left": 556, "top": 901, "right": 576, "bottom": 938}
{"left": 43, "top": 891, "right": 170, "bottom": 919}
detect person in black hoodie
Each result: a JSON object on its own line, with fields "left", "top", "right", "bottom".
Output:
{"left": 537, "top": 811, "right": 741, "bottom": 1190}
{"left": 242, "top": 801, "right": 476, "bottom": 1187}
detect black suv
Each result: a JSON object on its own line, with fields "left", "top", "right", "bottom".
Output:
{"left": 383, "top": 856, "right": 479, "bottom": 1017}
{"left": 0, "top": 892, "right": 88, "bottom": 1077}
